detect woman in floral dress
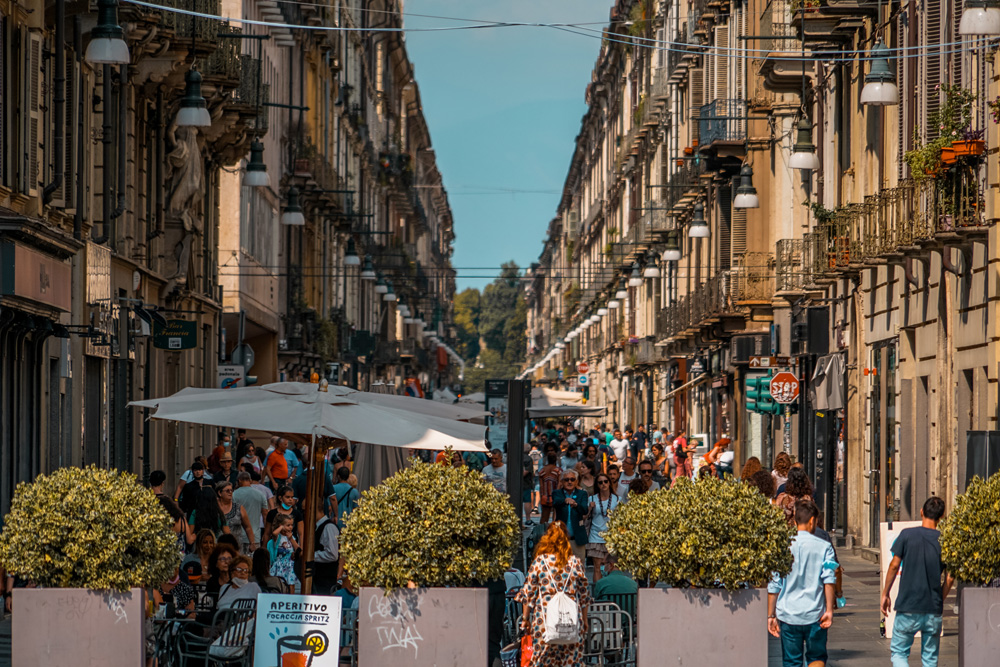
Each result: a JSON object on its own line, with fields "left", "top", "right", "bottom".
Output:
{"left": 267, "top": 513, "right": 300, "bottom": 593}
{"left": 516, "top": 522, "right": 591, "bottom": 667}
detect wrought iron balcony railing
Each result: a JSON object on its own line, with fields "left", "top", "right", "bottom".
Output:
{"left": 698, "top": 99, "right": 748, "bottom": 145}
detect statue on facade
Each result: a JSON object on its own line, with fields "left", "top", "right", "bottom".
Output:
{"left": 162, "top": 122, "right": 205, "bottom": 293}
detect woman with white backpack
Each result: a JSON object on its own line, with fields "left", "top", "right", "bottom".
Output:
{"left": 515, "top": 521, "right": 591, "bottom": 666}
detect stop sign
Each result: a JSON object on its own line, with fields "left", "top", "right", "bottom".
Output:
{"left": 769, "top": 372, "right": 800, "bottom": 404}
{"left": 577, "top": 361, "right": 589, "bottom": 374}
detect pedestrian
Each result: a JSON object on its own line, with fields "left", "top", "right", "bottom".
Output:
{"left": 311, "top": 498, "right": 340, "bottom": 595}
{"left": 217, "top": 554, "right": 261, "bottom": 608}
{"left": 246, "top": 466, "right": 275, "bottom": 509}
{"left": 773, "top": 452, "right": 792, "bottom": 489}
{"left": 704, "top": 438, "right": 732, "bottom": 477}
{"left": 331, "top": 466, "right": 360, "bottom": 528}
{"left": 775, "top": 467, "right": 814, "bottom": 525}
{"left": 208, "top": 430, "right": 231, "bottom": 475}
{"left": 176, "top": 459, "right": 212, "bottom": 514}
{"left": 609, "top": 428, "right": 629, "bottom": 462}
{"left": 560, "top": 444, "right": 579, "bottom": 472}
{"left": 523, "top": 463, "right": 537, "bottom": 523}
{"left": 627, "top": 477, "right": 648, "bottom": 499}
{"left": 266, "top": 438, "right": 291, "bottom": 490}
{"left": 673, "top": 428, "right": 693, "bottom": 479}
{"left": 575, "top": 459, "right": 596, "bottom": 495}
{"left": 233, "top": 472, "right": 267, "bottom": 553}
{"left": 263, "top": 485, "right": 303, "bottom": 545}
{"left": 516, "top": 521, "right": 591, "bottom": 667}
{"left": 617, "top": 457, "right": 637, "bottom": 498}
{"left": 482, "top": 448, "right": 507, "bottom": 492}
{"left": 593, "top": 555, "right": 638, "bottom": 601}
{"left": 630, "top": 424, "right": 648, "bottom": 460}
{"left": 216, "top": 452, "right": 239, "bottom": 485}
{"left": 149, "top": 567, "right": 196, "bottom": 619}
{"left": 267, "top": 513, "right": 300, "bottom": 593}
{"left": 182, "top": 529, "right": 216, "bottom": 576}
{"left": 204, "top": 543, "right": 238, "bottom": 600}
{"left": 189, "top": 486, "right": 227, "bottom": 537}
{"left": 638, "top": 460, "right": 660, "bottom": 491}
{"left": 606, "top": 463, "right": 622, "bottom": 498}
{"left": 741, "top": 456, "right": 763, "bottom": 482}
{"left": 239, "top": 443, "right": 264, "bottom": 475}
{"left": 587, "top": 473, "right": 620, "bottom": 582}
{"left": 528, "top": 441, "right": 543, "bottom": 472}
{"left": 649, "top": 442, "right": 670, "bottom": 488}
{"left": 538, "top": 450, "right": 563, "bottom": 525}
{"left": 748, "top": 469, "right": 777, "bottom": 499}
{"left": 880, "top": 496, "right": 955, "bottom": 667}
{"left": 768, "top": 500, "right": 836, "bottom": 667}
{"left": 250, "top": 547, "right": 287, "bottom": 594}
{"left": 234, "top": 429, "right": 252, "bottom": 464}
{"left": 216, "top": 479, "right": 256, "bottom": 554}
{"left": 552, "top": 470, "right": 590, "bottom": 563}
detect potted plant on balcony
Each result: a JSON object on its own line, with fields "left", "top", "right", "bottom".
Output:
{"left": 940, "top": 473, "right": 1000, "bottom": 663}
{"left": 342, "top": 456, "right": 519, "bottom": 665}
{"left": 905, "top": 84, "right": 979, "bottom": 177}
{"left": 951, "top": 127, "right": 985, "bottom": 158}
{"left": 0, "top": 466, "right": 180, "bottom": 665}
{"left": 605, "top": 477, "right": 794, "bottom": 666}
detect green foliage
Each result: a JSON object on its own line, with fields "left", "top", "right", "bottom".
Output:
{"left": 940, "top": 474, "right": 1000, "bottom": 585}
{"left": 479, "top": 262, "right": 521, "bottom": 357}
{"left": 627, "top": 2, "right": 648, "bottom": 37}
{"left": 454, "top": 287, "right": 482, "bottom": 361}
{"left": 904, "top": 128, "right": 950, "bottom": 180}
{"left": 0, "top": 466, "right": 180, "bottom": 591}
{"left": 905, "top": 85, "right": 977, "bottom": 179}
{"left": 605, "top": 477, "right": 794, "bottom": 590}
{"left": 315, "top": 318, "right": 339, "bottom": 362}
{"left": 806, "top": 201, "right": 839, "bottom": 225}
{"left": 341, "top": 457, "right": 520, "bottom": 591}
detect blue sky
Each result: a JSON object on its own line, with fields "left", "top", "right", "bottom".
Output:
{"left": 404, "top": 0, "right": 611, "bottom": 290}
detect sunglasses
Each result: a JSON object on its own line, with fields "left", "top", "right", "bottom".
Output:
{"left": 232, "top": 567, "right": 250, "bottom": 574}
{"left": 597, "top": 480, "right": 610, "bottom": 485}
{"left": 640, "top": 469, "right": 653, "bottom": 475}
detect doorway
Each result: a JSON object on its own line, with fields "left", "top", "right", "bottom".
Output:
{"left": 869, "top": 341, "right": 897, "bottom": 547}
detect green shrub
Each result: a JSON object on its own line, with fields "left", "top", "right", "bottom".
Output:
{"left": 341, "top": 456, "right": 520, "bottom": 591}
{"left": 605, "top": 477, "right": 795, "bottom": 590}
{"left": 940, "top": 473, "right": 1000, "bottom": 585}
{"left": 0, "top": 466, "right": 180, "bottom": 591}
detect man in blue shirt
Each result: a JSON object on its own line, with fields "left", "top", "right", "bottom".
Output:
{"left": 768, "top": 499, "right": 837, "bottom": 667}
{"left": 552, "top": 470, "right": 589, "bottom": 563}
{"left": 880, "top": 496, "right": 955, "bottom": 667}
{"left": 331, "top": 466, "right": 360, "bottom": 528}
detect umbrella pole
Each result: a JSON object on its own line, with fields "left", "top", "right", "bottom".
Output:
{"left": 301, "top": 435, "right": 337, "bottom": 595}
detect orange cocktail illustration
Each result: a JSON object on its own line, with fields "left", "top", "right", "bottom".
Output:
{"left": 276, "top": 631, "right": 328, "bottom": 667}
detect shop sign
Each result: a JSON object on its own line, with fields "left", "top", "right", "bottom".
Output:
{"left": 152, "top": 319, "right": 197, "bottom": 350}
{"left": 0, "top": 241, "right": 71, "bottom": 311}
{"left": 253, "top": 593, "right": 342, "bottom": 667}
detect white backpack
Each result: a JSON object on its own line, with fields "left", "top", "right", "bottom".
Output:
{"left": 542, "top": 573, "right": 580, "bottom": 645}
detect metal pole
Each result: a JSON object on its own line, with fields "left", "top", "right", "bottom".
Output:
{"left": 301, "top": 435, "right": 337, "bottom": 595}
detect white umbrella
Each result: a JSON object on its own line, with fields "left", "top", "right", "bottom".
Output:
{"left": 130, "top": 382, "right": 486, "bottom": 451}
{"left": 358, "top": 391, "right": 486, "bottom": 423}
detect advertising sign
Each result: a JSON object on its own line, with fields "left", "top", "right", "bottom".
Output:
{"left": 218, "top": 364, "right": 245, "bottom": 389}
{"left": 253, "top": 593, "right": 342, "bottom": 667}
{"left": 485, "top": 379, "right": 508, "bottom": 452}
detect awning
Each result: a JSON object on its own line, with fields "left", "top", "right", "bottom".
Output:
{"left": 526, "top": 387, "right": 607, "bottom": 418}
{"left": 660, "top": 374, "right": 709, "bottom": 401}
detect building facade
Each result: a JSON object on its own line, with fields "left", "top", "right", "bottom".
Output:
{"left": 524, "top": 0, "right": 998, "bottom": 549}
{"left": 0, "top": 0, "right": 457, "bottom": 507}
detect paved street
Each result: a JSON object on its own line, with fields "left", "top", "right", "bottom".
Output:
{"left": 768, "top": 550, "right": 958, "bottom": 666}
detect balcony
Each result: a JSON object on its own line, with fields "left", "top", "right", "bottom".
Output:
{"left": 626, "top": 339, "right": 661, "bottom": 366}
{"left": 790, "top": 0, "right": 878, "bottom": 44}
{"left": 776, "top": 238, "right": 806, "bottom": 293}
{"left": 756, "top": 0, "right": 808, "bottom": 94}
{"left": 733, "top": 253, "right": 776, "bottom": 304}
{"left": 615, "top": 208, "right": 673, "bottom": 265}
{"left": 698, "top": 99, "right": 747, "bottom": 151}
{"left": 663, "top": 164, "right": 706, "bottom": 213}
{"left": 656, "top": 272, "right": 738, "bottom": 340}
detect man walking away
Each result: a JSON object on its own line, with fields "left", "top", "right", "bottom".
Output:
{"left": 768, "top": 500, "right": 837, "bottom": 667}
{"left": 880, "top": 496, "right": 955, "bottom": 667}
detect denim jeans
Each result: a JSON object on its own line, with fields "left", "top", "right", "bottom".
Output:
{"left": 779, "top": 621, "right": 828, "bottom": 666}
{"left": 890, "top": 612, "right": 943, "bottom": 667}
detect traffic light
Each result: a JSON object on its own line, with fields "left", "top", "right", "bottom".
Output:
{"left": 745, "top": 373, "right": 782, "bottom": 415}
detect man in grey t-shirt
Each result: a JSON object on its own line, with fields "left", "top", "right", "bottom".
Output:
{"left": 233, "top": 472, "right": 268, "bottom": 549}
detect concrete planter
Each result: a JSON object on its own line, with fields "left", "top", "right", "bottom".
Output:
{"left": 358, "top": 586, "right": 487, "bottom": 666}
{"left": 12, "top": 587, "right": 145, "bottom": 667}
{"left": 959, "top": 586, "right": 1000, "bottom": 665}
{"left": 637, "top": 587, "right": 765, "bottom": 666}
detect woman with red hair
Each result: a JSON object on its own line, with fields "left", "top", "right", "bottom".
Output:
{"left": 516, "top": 522, "right": 591, "bottom": 666}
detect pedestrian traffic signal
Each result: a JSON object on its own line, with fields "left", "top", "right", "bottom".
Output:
{"left": 745, "top": 373, "right": 781, "bottom": 415}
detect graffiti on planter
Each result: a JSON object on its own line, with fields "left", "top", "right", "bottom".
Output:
{"left": 367, "top": 592, "right": 424, "bottom": 659}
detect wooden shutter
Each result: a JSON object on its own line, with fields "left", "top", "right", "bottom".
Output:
{"left": 689, "top": 67, "right": 704, "bottom": 145}
{"left": 897, "top": 14, "right": 906, "bottom": 180}
{"left": 22, "top": 30, "right": 42, "bottom": 196}
{"left": 714, "top": 25, "right": 730, "bottom": 102}
{"left": 718, "top": 181, "right": 733, "bottom": 271}
{"left": 951, "top": 0, "right": 963, "bottom": 86}
{"left": 731, "top": 184, "right": 747, "bottom": 259}
{"left": 0, "top": 15, "right": 6, "bottom": 187}
{"left": 60, "top": 48, "right": 77, "bottom": 210}
{"left": 922, "top": 0, "right": 941, "bottom": 141}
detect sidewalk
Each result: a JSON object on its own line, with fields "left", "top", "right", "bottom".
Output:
{"left": 768, "top": 550, "right": 958, "bottom": 666}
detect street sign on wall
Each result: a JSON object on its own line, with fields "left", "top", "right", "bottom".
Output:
{"left": 749, "top": 355, "right": 792, "bottom": 369}
{"left": 153, "top": 319, "right": 197, "bottom": 350}
{"left": 769, "top": 372, "right": 800, "bottom": 404}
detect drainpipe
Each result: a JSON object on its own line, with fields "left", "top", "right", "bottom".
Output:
{"left": 904, "top": 256, "right": 921, "bottom": 288}
{"left": 93, "top": 64, "right": 112, "bottom": 244}
{"left": 73, "top": 16, "right": 83, "bottom": 240}
{"left": 941, "top": 247, "right": 963, "bottom": 276}
{"left": 110, "top": 64, "right": 128, "bottom": 227}
{"left": 151, "top": 88, "right": 164, "bottom": 240}
{"left": 42, "top": 0, "right": 65, "bottom": 204}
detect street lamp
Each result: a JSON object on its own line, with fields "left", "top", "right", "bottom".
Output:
{"left": 243, "top": 138, "right": 269, "bottom": 188}
{"left": 628, "top": 263, "right": 643, "bottom": 287}
{"left": 661, "top": 230, "right": 681, "bottom": 261}
{"left": 383, "top": 281, "right": 396, "bottom": 302}
{"left": 597, "top": 306, "right": 609, "bottom": 316}
{"left": 86, "top": 0, "right": 130, "bottom": 64}
{"left": 860, "top": 39, "right": 899, "bottom": 106}
{"left": 360, "top": 255, "right": 376, "bottom": 280}
{"left": 374, "top": 276, "right": 388, "bottom": 294}
{"left": 176, "top": 69, "right": 212, "bottom": 127}
{"left": 280, "top": 187, "right": 304, "bottom": 225}
{"left": 789, "top": 113, "right": 821, "bottom": 171}
{"left": 615, "top": 279, "right": 628, "bottom": 300}
{"left": 688, "top": 201, "right": 709, "bottom": 238}
{"left": 733, "top": 164, "right": 760, "bottom": 209}
{"left": 960, "top": 0, "right": 1000, "bottom": 34}
{"left": 608, "top": 298, "right": 620, "bottom": 309}
{"left": 643, "top": 252, "right": 661, "bottom": 278}
{"left": 344, "top": 238, "right": 361, "bottom": 266}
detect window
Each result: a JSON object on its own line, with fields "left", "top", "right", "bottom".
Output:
{"left": 239, "top": 186, "right": 277, "bottom": 266}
